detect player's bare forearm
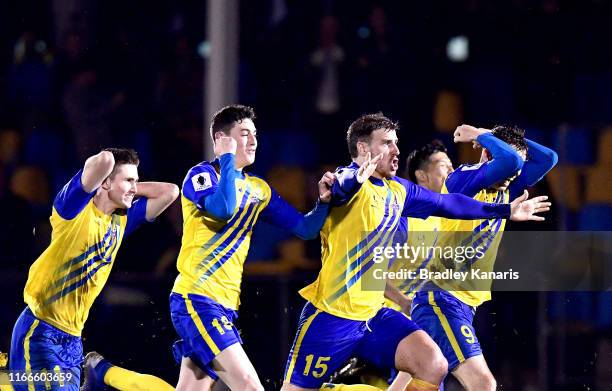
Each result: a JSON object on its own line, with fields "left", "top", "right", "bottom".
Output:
{"left": 81, "top": 150, "right": 115, "bottom": 192}
{"left": 137, "top": 182, "right": 180, "bottom": 220}
{"left": 385, "top": 283, "right": 411, "bottom": 314}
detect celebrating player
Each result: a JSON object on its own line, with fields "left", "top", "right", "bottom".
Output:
{"left": 8, "top": 148, "right": 179, "bottom": 391}
{"left": 406, "top": 124, "right": 558, "bottom": 390}
{"left": 281, "top": 114, "right": 551, "bottom": 391}
{"left": 385, "top": 140, "right": 454, "bottom": 314}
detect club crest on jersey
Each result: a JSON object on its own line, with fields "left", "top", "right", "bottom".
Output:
{"left": 192, "top": 172, "right": 212, "bottom": 192}
{"left": 248, "top": 188, "right": 265, "bottom": 204}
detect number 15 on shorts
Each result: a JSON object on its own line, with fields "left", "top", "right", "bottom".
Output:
{"left": 303, "top": 355, "right": 331, "bottom": 378}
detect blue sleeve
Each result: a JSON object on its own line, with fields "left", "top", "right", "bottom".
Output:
{"left": 398, "top": 177, "right": 510, "bottom": 220}
{"left": 259, "top": 187, "right": 330, "bottom": 240}
{"left": 181, "top": 154, "right": 239, "bottom": 220}
{"left": 445, "top": 133, "right": 524, "bottom": 197}
{"left": 53, "top": 169, "right": 96, "bottom": 220}
{"left": 444, "top": 163, "right": 490, "bottom": 198}
{"left": 508, "top": 139, "right": 558, "bottom": 199}
{"left": 331, "top": 166, "right": 362, "bottom": 206}
{"left": 125, "top": 197, "right": 149, "bottom": 236}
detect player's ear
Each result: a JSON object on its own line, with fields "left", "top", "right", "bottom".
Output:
{"left": 101, "top": 176, "right": 112, "bottom": 190}
{"left": 415, "top": 169, "right": 427, "bottom": 183}
{"left": 356, "top": 141, "right": 368, "bottom": 156}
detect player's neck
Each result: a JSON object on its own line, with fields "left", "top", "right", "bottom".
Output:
{"left": 93, "top": 192, "right": 119, "bottom": 215}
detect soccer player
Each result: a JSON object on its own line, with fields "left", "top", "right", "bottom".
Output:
{"left": 408, "top": 124, "right": 558, "bottom": 391}
{"left": 169, "top": 104, "right": 335, "bottom": 391}
{"left": 385, "top": 140, "right": 454, "bottom": 314}
{"left": 281, "top": 114, "right": 551, "bottom": 391}
{"left": 8, "top": 148, "right": 179, "bottom": 391}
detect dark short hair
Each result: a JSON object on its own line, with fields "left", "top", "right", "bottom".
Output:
{"left": 103, "top": 148, "right": 139, "bottom": 166}
{"left": 103, "top": 148, "right": 139, "bottom": 178}
{"left": 210, "top": 104, "right": 256, "bottom": 141}
{"left": 346, "top": 113, "right": 399, "bottom": 158}
{"left": 491, "top": 125, "right": 528, "bottom": 152}
{"left": 405, "top": 140, "right": 448, "bottom": 183}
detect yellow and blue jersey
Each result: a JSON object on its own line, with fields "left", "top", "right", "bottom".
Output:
{"left": 299, "top": 162, "right": 509, "bottom": 321}
{"left": 172, "top": 159, "right": 321, "bottom": 311}
{"left": 385, "top": 215, "right": 441, "bottom": 311}
{"left": 432, "top": 162, "right": 509, "bottom": 307}
{"left": 23, "top": 170, "right": 149, "bottom": 336}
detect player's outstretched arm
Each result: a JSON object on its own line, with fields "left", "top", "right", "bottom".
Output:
{"left": 136, "top": 182, "right": 180, "bottom": 221}
{"left": 508, "top": 139, "right": 558, "bottom": 198}
{"left": 509, "top": 190, "right": 551, "bottom": 221}
{"left": 258, "top": 172, "right": 335, "bottom": 240}
{"left": 81, "top": 150, "right": 115, "bottom": 192}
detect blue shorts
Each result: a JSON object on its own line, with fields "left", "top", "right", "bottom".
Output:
{"left": 411, "top": 290, "right": 482, "bottom": 371}
{"left": 9, "top": 307, "right": 82, "bottom": 391}
{"left": 283, "top": 302, "right": 421, "bottom": 388}
{"left": 169, "top": 293, "right": 242, "bottom": 380}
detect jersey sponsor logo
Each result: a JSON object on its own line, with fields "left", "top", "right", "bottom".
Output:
{"left": 192, "top": 172, "right": 212, "bottom": 192}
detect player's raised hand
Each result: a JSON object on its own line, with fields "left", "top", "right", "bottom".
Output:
{"left": 453, "top": 124, "right": 490, "bottom": 144}
{"left": 509, "top": 190, "right": 552, "bottom": 221}
{"left": 356, "top": 152, "right": 383, "bottom": 183}
{"left": 318, "top": 171, "right": 336, "bottom": 203}
{"left": 214, "top": 135, "right": 237, "bottom": 156}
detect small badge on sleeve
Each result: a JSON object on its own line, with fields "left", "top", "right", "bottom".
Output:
{"left": 192, "top": 172, "right": 212, "bottom": 191}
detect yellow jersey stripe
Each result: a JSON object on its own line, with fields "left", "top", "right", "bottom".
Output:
{"left": 428, "top": 292, "right": 465, "bottom": 363}
{"left": 24, "top": 319, "right": 40, "bottom": 391}
{"left": 284, "top": 309, "right": 321, "bottom": 383}
{"left": 183, "top": 294, "right": 220, "bottom": 356}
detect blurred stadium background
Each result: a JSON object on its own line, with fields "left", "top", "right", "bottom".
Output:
{"left": 0, "top": 0, "right": 611, "bottom": 389}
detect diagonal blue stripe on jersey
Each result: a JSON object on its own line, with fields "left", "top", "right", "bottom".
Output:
{"left": 58, "top": 223, "right": 115, "bottom": 272}
{"left": 194, "top": 192, "right": 257, "bottom": 275}
{"left": 199, "top": 189, "right": 251, "bottom": 254}
{"left": 400, "top": 235, "right": 439, "bottom": 293}
{"left": 331, "top": 190, "right": 394, "bottom": 286}
{"left": 459, "top": 218, "right": 503, "bottom": 272}
{"left": 44, "top": 231, "right": 122, "bottom": 304}
{"left": 50, "top": 234, "right": 118, "bottom": 290}
{"left": 327, "top": 216, "right": 402, "bottom": 303}
{"left": 459, "top": 192, "right": 503, "bottom": 247}
{"left": 196, "top": 200, "right": 265, "bottom": 284}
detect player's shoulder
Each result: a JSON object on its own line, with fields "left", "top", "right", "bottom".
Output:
{"left": 183, "top": 160, "right": 219, "bottom": 191}
{"left": 244, "top": 172, "right": 271, "bottom": 193}
{"left": 390, "top": 175, "right": 413, "bottom": 192}
{"left": 334, "top": 162, "right": 359, "bottom": 176}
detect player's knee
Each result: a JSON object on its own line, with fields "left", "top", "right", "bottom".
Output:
{"left": 466, "top": 372, "right": 496, "bottom": 391}
{"left": 429, "top": 350, "right": 448, "bottom": 380}
{"left": 414, "top": 344, "right": 447, "bottom": 382}
{"left": 239, "top": 374, "right": 264, "bottom": 391}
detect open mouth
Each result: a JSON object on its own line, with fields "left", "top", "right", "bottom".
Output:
{"left": 391, "top": 157, "right": 399, "bottom": 170}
